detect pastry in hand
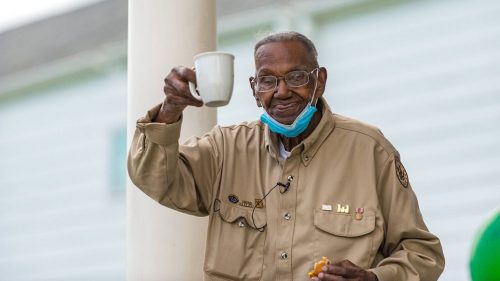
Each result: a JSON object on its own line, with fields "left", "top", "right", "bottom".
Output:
{"left": 308, "top": 256, "right": 330, "bottom": 278}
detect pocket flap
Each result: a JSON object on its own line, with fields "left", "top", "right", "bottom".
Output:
{"left": 314, "top": 209, "right": 375, "bottom": 237}
{"left": 218, "top": 201, "right": 267, "bottom": 230}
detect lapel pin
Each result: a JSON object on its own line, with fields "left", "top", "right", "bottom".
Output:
{"left": 337, "top": 204, "right": 349, "bottom": 214}
{"left": 355, "top": 207, "right": 364, "bottom": 220}
{"left": 228, "top": 194, "right": 239, "bottom": 204}
{"left": 322, "top": 204, "right": 333, "bottom": 211}
{"left": 255, "top": 199, "right": 264, "bottom": 208}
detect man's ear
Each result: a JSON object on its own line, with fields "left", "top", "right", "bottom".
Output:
{"left": 314, "top": 67, "right": 328, "bottom": 99}
{"left": 249, "top": 77, "right": 262, "bottom": 107}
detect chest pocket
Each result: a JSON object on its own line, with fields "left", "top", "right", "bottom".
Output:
{"left": 313, "top": 209, "right": 376, "bottom": 268}
{"left": 205, "top": 201, "right": 267, "bottom": 281}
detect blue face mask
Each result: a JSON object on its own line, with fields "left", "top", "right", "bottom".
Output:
{"left": 260, "top": 100, "right": 317, "bottom": 138}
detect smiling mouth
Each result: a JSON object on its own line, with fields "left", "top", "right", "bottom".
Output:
{"left": 273, "top": 103, "right": 295, "bottom": 110}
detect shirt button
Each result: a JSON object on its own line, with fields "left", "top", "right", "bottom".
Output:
{"left": 284, "top": 213, "right": 291, "bottom": 220}
{"left": 280, "top": 252, "right": 288, "bottom": 260}
{"left": 238, "top": 221, "right": 245, "bottom": 228}
{"left": 304, "top": 155, "right": 310, "bottom": 161}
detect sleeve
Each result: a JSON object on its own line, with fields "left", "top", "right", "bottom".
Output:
{"left": 368, "top": 153, "right": 445, "bottom": 281}
{"left": 127, "top": 104, "right": 221, "bottom": 217}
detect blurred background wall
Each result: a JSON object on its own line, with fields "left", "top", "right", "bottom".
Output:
{"left": 0, "top": 0, "right": 498, "bottom": 280}
{"left": 0, "top": 1, "right": 128, "bottom": 280}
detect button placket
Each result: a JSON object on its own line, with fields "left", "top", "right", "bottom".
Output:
{"left": 275, "top": 163, "right": 296, "bottom": 277}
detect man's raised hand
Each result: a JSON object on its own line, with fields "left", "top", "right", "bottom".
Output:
{"left": 155, "top": 66, "right": 203, "bottom": 124}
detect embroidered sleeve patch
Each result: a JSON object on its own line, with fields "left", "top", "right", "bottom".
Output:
{"left": 395, "top": 156, "right": 409, "bottom": 188}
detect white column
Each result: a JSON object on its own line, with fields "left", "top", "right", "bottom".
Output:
{"left": 127, "top": 0, "right": 216, "bottom": 280}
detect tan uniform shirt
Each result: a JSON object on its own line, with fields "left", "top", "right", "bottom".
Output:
{"left": 128, "top": 99, "right": 445, "bottom": 281}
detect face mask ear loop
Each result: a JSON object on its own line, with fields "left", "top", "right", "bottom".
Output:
{"left": 310, "top": 68, "right": 320, "bottom": 107}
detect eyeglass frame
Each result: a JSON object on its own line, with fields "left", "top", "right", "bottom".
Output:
{"left": 250, "top": 68, "right": 319, "bottom": 93}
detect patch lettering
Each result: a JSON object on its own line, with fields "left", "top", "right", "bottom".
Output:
{"left": 239, "top": 200, "right": 254, "bottom": 208}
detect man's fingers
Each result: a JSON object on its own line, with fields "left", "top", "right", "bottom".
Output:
{"left": 317, "top": 271, "right": 348, "bottom": 281}
{"left": 327, "top": 265, "right": 349, "bottom": 276}
{"left": 170, "top": 66, "right": 196, "bottom": 83}
{"left": 155, "top": 65, "right": 202, "bottom": 123}
{"left": 171, "top": 66, "right": 202, "bottom": 105}
{"left": 167, "top": 78, "right": 202, "bottom": 105}
{"left": 323, "top": 260, "right": 359, "bottom": 277}
{"left": 321, "top": 259, "right": 375, "bottom": 281}
{"left": 164, "top": 78, "right": 203, "bottom": 107}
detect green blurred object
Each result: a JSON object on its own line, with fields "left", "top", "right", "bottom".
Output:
{"left": 470, "top": 210, "right": 500, "bottom": 281}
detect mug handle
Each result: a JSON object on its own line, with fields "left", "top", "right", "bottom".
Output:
{"left": 188, "top": 82, "right": 203, "bottom": 102}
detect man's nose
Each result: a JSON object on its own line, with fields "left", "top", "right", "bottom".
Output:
{"left": 275, "top": 77, "right": 289, "bottom": 97}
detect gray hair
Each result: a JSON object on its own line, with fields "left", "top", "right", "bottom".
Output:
{"left": 254, "top": 31, "right": 318, "bottom": 65}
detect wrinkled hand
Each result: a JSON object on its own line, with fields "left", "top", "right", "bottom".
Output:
{"left": 311, "top": 259, "right": 378, "bottom": 281}
{"left": 155, "top": 66, "right": 203, "bottom": 124}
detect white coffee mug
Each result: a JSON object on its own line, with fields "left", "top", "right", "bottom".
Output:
{"left": 188, "top": 51, "right": 234, "bottom": 107}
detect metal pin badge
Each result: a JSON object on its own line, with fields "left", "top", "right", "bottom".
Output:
{"left": 337, "top": 204, "right": 349, "bottom": 214}
{"left": 228, "top": 194, "right": 239, "bottom": 204}
{"left": 322, "top": 204, "right": 333, "bottom": 211}
{"left": 355, "top": 207, "right": 364, "bottom": 220}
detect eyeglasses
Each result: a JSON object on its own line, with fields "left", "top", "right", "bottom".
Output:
{"left": 252, "top": 68, "right": 318, "bottom": 92}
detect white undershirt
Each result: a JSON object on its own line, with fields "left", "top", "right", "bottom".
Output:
{"left": 279, "top": 141, "right": 291, "bottom": 159}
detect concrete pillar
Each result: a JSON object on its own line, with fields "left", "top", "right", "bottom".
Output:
{"left": 127, "top": 0, "right": 216, "bottom": 280}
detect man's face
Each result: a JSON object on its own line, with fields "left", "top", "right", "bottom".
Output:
{"left": 251, "top": 41, "right": 325, "bottom": 125}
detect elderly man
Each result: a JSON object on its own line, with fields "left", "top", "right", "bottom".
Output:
{"left": 128, "top": 31, "right": 445, "bottom": 281}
